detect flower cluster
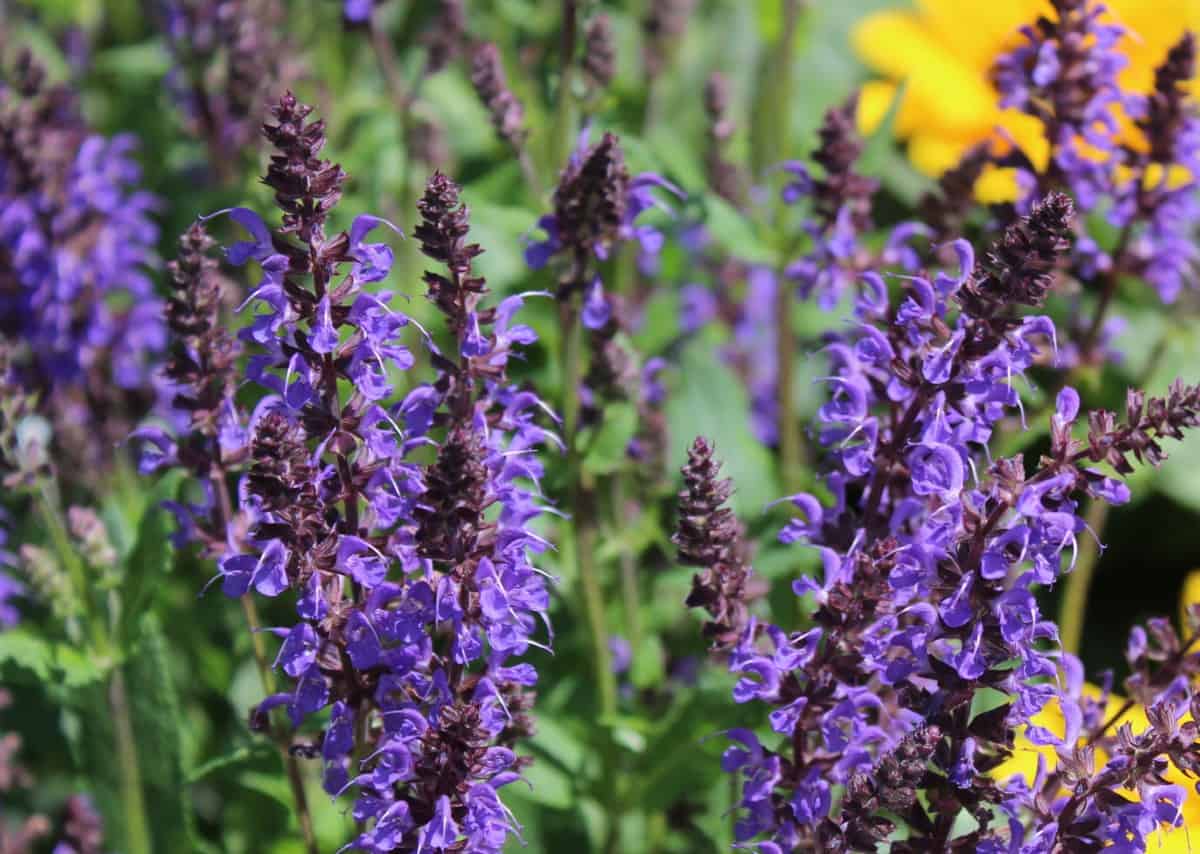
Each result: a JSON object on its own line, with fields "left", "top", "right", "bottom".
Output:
{"left": 161, "top": 0, "right": 295, "bottom": 179}
{"left": 683, "top": 96, "right": 924, "bottom": 447}
{"left": 780, "top": 95, "right": 884, "bottom": 310}
{"left": 674, "top": 436, "right": 753, "bottom": 650}
{"left": 993, "top": 1, "right": 1200, "bottom": 309}
{"left": 697, "top": 193, "right": 1200, "bottom": 850}
{"left": 142, "top": 93, "right": 556, "bottom": 852}
{"left": 527, "top": 131, "right": 680, "bottom": 457}
{"left": 527, "top": 131, "right": 679, "bottom": 310}
{"left": 0, "top": 50, "right": 162, "bottom": 470}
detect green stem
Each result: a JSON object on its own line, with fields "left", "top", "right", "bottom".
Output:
{"left": 551, "top": 0, "right": 579, "bottom": 177}
{"left": 240, "top": 595, "right": 319, "bottom": 854}
{"left": 110, "top": 667, "right": 153, "bottom": 854}
{"left": 750, "top": 0, "right": 803, "bottom": 179}
{"left": 775, "top": 260, "right": 804, "bottom": 494}
{"left": 612, "top": 476, "right": 643, "bottom": 657}
{"left": 560, "top": 300, "right": 617, "bottom": 714}
{"left": 35, "top": 482, "right": 102, "bottom": 650}
{"left": 1057, "top": 499, "right": 1109, "bottom": 656}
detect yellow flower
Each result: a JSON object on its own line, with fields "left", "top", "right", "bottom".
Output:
{"left": 851, "top": 0, "right": 1200, "bottom": 200}
{"left": 996, "top": 570, "right": 1200, "bottom": 850}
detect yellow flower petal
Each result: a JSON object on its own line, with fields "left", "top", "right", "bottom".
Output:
{"left": 974, "top": 166, "right": 1021, "bottom": 204}
{"left": 913, "top": 0, "right": 1046, "bottom": 70}
{"left": 1146, "top": 822, "right": 1200, "bottom": 854}
{"left": 908, "top": 134, "right": 974, "bottom": 177}
{"left": 857, "top": 80, "right": 901, "bottom": 138}
{"left": 852, "top": 0, "right": 1200, "bottom": 194}
{"left": 851, "top": 11, "right": 998, "bottom": 136}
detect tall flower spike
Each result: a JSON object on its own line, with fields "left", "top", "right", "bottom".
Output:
{"left": 781, "top": 93, "right": 881, "bottom": 309}
{"left": 642, "top": 0, "right": 696, "bottom": 78}
{"left": 704, "top": 72, "right": 744, "bottom": 205}
{"left": 163, "top": 222, "right": 239, "bottom": 445}
{"left": 261, "top": 91, "right": 346, "bottom": 246}
{"left": 582, "top": 14, "right": 616, "bottom": 93}
{"left": 414, "top": 171, "right": 487, "bottom": 343}
{"left": 423, "top": 0, "right": 466, "bottom": 75}
{"left": 808, "top": 93, "right": 877, "bottom": 231}
{"left": 162, "top": 0, "right": 294, "bottom": 177}
{"left": 181, "top": 103, "right": 554, "bottom": 853}
{"left": 526, "top": 130, "right": 680, "bottom": 312}
{"left": 713, "top": 184, "right": 1200, "bottom": 849}
{"left": 960, "top": 190, "right": 1073, "bottom": 313}
{"left": 674, "top": 437, "right": 752, "bottom": 650}
{"left": 470, "top": 43, "right": 527, "bottom": 149}
{"left": 0, "top": 49, "right": 162, "bottom": 474}
{"left": 1117, "top": 31, "right": 1200, "bottom": 303}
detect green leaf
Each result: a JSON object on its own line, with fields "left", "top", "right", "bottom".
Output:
{"left": 125, "top": 613, "right": 198, "bottom": 849}
{"left": 701, "top": 196, "right": 777, "bottom": 266}
{"left": 0, "top": 629, "right": 54, "bottom": 682}
{"left": 0, "top": 630, "right": 103, "bottom": 689}
{"left": 969, "top": 687, "right": 1012, "bottom": 722}
{"left": 581, "top": 402, "right": 639, "bottom": 476}
{"left": 514, "top": 757, "right": 575, "bottom": 809}
{"left": 667, "top": 337, "right": 780, "bottom": 519}
{"left": 119, "top": 500, "right": 173, "bottom": 646}
{"left": 187, "top": 744, "right": 274, "bottom": 784}
{"left": 237, "top": 771, "right": 298, "bottom": 810}
{"left": 629, "top": 635, "right": 666, "bottom": 691}
{"left": 92, "top": 40, "right": 172, "bottom": 79}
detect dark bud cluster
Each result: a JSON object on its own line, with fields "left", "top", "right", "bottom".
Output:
{"left": 963, "top": 191, "right": 1073, "bottom": 313}
{"left": 163, "top": 0, "right": 293, "bottom": 177}
{"left": 1013, "top": 0, "right": 1107, "bottom": 130}
{"left": 674, "top": 437, "right": 752, "bottom": 649}
{"left": 1083, "top": 380, "right": 1200, "bottom": 472}
{"left": 262, "top": 92, "right": 346, "bottom": 246}
{"left": 470, "top": 43, "right": 527, "bottom": 149}
{"left": 414, "top": 171, "right": 487, "bottom": 341}
{"left": 247, "top": 410, "right": 326, "bottom": 562}
{"left": 828, "top": 726, "right": 942, "bottom": 851}
{"left": 423, "top": 0, "right": 466, "bottom": 75}
{"left": 642, "top": 0, "right": 696, "bottom": 78}
{"left": 164, "top": 222, "right": 239, "bottom": 450}
{"left": 810, "top": 95, "right": 879, "bottom": 231}
{"left": 56, "top": 795, "right": 105, "bottom": 854}
{"left": 552, "top": 132, "right": 630, "bottom": 282}
{"left": 1142, "top": 32, "right": 1196, "bottom": 164}
{"left": 704, "top": 72, "right": 744, "bottom": 205}
{"left": 582, "top": 14, "right": 616, "bottom": 93}
{"left": 414, "top": 422, "right": 489, "bottom": 568}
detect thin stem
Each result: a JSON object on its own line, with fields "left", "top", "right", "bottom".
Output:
{"left": 560, "top": 299, "right": 617, "bottom": 714}
{"left": 552, "top": 0, "right": 579, "bottom": 179}
{"left": 1057, "top": 499, "right": 1109, "bottom": 656}
{"left": 775, "top": 268, "right": 803, "bottom": 493}
{"left": 750, "top": 0, "right": 803, "bottom": 178}
{"left": 110, "top": 667, "right": 153, "bottom": 854}
{"left": 611, "top": 475, "right": 643, "bottom": 657}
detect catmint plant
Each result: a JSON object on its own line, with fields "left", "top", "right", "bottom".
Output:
{"left": 142, "top": 93, "right": 556, "bottom": 853}
{"left": 680, "top": 193, "right": 1200, "bottom": 850}
{"left": 993, "top": 0, "right": 1200, "bottom": 359}
{"left": 0, "top": 49, "right": 162, "bottom": 473}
